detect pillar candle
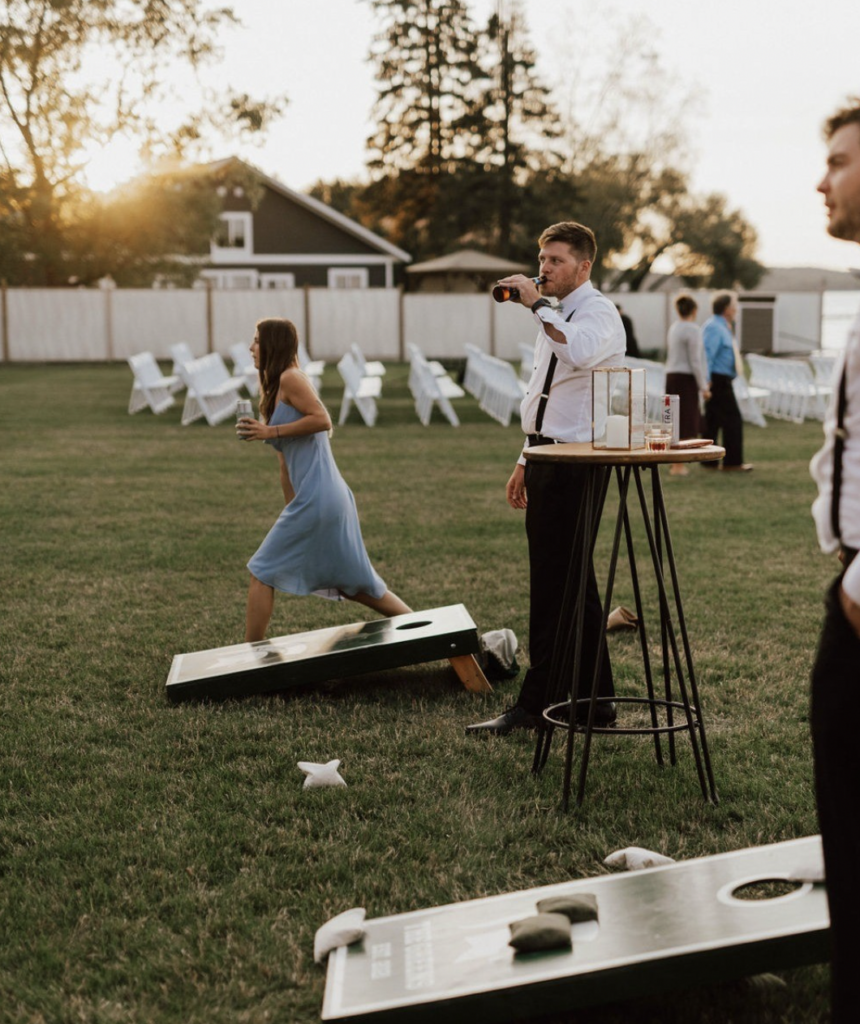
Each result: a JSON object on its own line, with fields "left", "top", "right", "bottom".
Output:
{"left": 605, "top": 415, "right": 629, "bottom": 448}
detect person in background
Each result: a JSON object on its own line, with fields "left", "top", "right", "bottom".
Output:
{"left": 466, "top": 221, "right": 625, "bottom": 736}
{"left": 616, "top": 304, "right": 641, "bottom": 357}
{"left": 665, "top": 294, "right": 710, "bottom": 477}
{"left": 810, "top": 96, "right": 860, "bottom": 1024}
{"left": 702, "top": 292, "right": 753, "bottom": 472}
{"left": 237, "top": 317, "right": 410, "bottom": 641}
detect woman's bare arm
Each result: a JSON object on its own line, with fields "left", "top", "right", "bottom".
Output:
{"left": 236, "top": 368, "right": 332, "bottom": 442}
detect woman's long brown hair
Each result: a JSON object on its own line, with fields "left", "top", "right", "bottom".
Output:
{"left": 256, "top": 318, "right": 299, "bottom": 422}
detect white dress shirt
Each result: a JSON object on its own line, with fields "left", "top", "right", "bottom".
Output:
{"left": 518, "top": 279, "right": 626, "bottom": 463}
{"left": 810, "top": 305, "right": 860, "bottom": 603}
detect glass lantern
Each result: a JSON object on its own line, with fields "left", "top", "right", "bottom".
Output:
{"left": 592, "top": 367, "right": 646, "bottom": 450}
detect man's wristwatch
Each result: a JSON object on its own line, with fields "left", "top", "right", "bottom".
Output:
{"left": 531, "top": 297, "right": 551, "bottom": 313}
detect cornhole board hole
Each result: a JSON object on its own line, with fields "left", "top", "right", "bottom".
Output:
{"left": 165, "top": 604, "right": 490, "bottom": 703}
{"left": 322, "top": 836, "right": 828, "bottom": 1023}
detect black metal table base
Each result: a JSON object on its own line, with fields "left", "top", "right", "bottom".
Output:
{"left": 532, "top": 464, "right": 719, "bottom": 811}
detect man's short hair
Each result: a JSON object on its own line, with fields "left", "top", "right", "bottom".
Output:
{"left": 675, "top": 294, "right": 697, "bottom": 318}
{"left": 824, "top": 98, "right": 860, "bottom": 140}
{"left": 712, "top": 291, "right": 736, "bottom": 316}
{"left": 539, "top": 221, "right": 597, "bottom": 262}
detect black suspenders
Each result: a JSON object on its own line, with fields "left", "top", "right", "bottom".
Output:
{"left": 831, "top": 359, "right": 848, "bottom": 543}
{"left": 533, "top": 308, "right": 576, "bottom": 438}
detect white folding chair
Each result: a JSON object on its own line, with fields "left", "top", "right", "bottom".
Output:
{"left": 298, "top": 341, "right": 325, "bottom": 392}
{"left": 809, "top": 352, "right": 838, "bottom": 389}
{"left": 178, "top": 353, "right": 245, "bottom": 426}
{"left": 625, "top": 356, "right": 667, "bottom": 423}
{"left": 229, "top": 342, "right": 260, "bottom": 397}
{"left": 746, "top": 354, "right": 779, "bottom": 418}
{"left": 407, "top": 342, "right": 447, "bottom": 379}
{"left": 478, "top": 355, "right": 527, "bottom": 427}
{"left": 350, "top": 343, "right": 386, "bottom": 377}
{"left": 732, "top": 375, "right": 767, "bottom": 428}
{"left": 337, "top": 351, "right": 381, "bottom": 427}
{"left": 808, "top": 353, "right": 836, "bottom": 415}
{"left": 127, "top": 352, "right": 181, "bottom": 415}
{"left": 785, "top": 360, "right": 827, "bottom": 421}
{"left": 169, "top": 342, "right": 195, "bottom": 382}
{"left": 408, "top": 352, "right": 463, "bottom": 427}
{"left": 463, "top": 344, "right": 488, "bottom": 401}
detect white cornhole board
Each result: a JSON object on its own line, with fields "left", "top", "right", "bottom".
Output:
{"left": 323, "top": 836, "right": 828, "bottom": 1023}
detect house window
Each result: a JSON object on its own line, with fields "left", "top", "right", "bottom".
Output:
{"left": 328, "top": 267, "right": 369, "bottom": 289}
{"left": 212, "top": 212, "right": 253, "bottom": 255}
{"left": 260, "top": 273, "right": 296, "bottom": 290}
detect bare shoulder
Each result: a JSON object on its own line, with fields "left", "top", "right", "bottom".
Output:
{"left": 279, "top": 365, "right": 313, "bottom": 398}
{"left": 279, "top": 364, "right": 327, "bottom": 419}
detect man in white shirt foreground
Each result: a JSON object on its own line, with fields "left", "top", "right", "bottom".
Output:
{"left": 467, "top": 222, "right": 625, "bottom": 736}
{"left": 810, "top": 98, "right": 860, "bottom": 1024}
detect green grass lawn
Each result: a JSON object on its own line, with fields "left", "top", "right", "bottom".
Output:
{"left": 0, "top": 362, "right": 836, "bottom": 1023}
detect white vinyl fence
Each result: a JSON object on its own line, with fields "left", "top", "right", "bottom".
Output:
{"left": 0, "top": 285, "right": 823, "bottom": 363}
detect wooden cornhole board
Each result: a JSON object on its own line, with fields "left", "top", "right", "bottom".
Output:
{"left": 322, "top": 836, "right": 828, "bottom": 1023}
{"left": 165, "top": 604, "right": 491, "bottom": 703}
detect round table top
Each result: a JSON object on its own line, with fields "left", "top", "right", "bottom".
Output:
{"left": 524, "top": 441, "right": 726, "bottom": 465}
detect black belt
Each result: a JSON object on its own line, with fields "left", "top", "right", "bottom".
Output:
{"left": 527, "top": 433, "right": 564, "bottom": 447}
{"left": 842, "top": 546, "right": 857, "bottom": 568}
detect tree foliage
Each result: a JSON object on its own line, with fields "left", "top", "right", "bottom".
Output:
{"left": 0, "top": 0, "right": 284, "bottom": 285}
{"left": 365, "top": 0, "right": 482, "bottom": 176}
{"left": 354, "top": 0, "right": 559, "bottom": 262}
{"left": 317, "top": 1, "right": 763, "bottom": 290}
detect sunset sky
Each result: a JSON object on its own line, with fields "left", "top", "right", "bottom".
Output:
{"left": 84, "top": 0, "right": 860, "bottom": 272}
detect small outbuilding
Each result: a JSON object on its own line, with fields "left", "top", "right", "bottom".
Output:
{"left": 405, "top": 249, "right": 530, "bottom": 294}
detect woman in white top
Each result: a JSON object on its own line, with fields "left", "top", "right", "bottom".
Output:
{"left": 665, "top": 294, "right": 711, "bottom": 476}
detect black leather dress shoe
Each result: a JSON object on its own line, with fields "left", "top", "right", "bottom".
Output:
{"left": 465, "top": 705, "right": 541, "bottom": 736}
{"left": 575, "top": 701, "right": 617, "bottom": 727}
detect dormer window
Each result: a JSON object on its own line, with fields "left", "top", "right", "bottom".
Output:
{"left": 212, "top": 212, "right": 253, "bottom": 256}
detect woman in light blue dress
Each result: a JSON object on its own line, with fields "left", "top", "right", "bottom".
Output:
{"left": 236, "top": 318, "right": 411, "bottom": 641}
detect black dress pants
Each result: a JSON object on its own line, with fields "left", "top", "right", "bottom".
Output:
{"left": 516, "top": 460, "right": 615, "bottom": 715}
{"left": 704, "top": 373, "right": 744, "bottom": 466}
{"left": 811, "top": 559, "right": 860, "bottom": 1024}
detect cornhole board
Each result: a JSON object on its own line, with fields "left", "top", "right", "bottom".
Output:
{"left": 165, "top": 604, "right": 490, "bottom": 703}
{"left": 322, "top": 836, "right": 828, "bottom": 1023}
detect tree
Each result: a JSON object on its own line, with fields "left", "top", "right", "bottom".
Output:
{"left": 67, "top": 161, "right": 263, "bottom": 288}
{"left": 0, "top": 0, "right": 284, "bottom": 285}
{"left": 466, "top": 1, "right": 561, "bottom": 254}
{"left": 547, "top": 7, "right": 763, "bottom": 289}
{"left": 357, "top": 0, "right": 487, "bottom": 259}
{"left": 356, "top": 0, "right": 564, "bottom": 261}
{"left": 669, "top": 192, "right": 764, "bottom": 290}
{"left": 364, "top": 0, "right": 483, "bottom": 177}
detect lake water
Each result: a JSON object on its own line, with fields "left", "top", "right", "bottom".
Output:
{"left": 821, "top": 291, "right": 860, "bottom": 351}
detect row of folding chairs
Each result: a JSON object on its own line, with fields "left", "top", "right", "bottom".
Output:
{"left": 129, "top": 339, "right": 330, "bottom": 426}
{"left": 746, "top": 353, "right": 831, "bottom": 423}
{"left": 463, "top": 344, "right": 527, "bottom": 427}
{"left": 128, "top": 346, "right": 249, "bottom": 426}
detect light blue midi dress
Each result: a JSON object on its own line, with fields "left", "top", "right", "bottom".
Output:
{"left": 247, "top": 402, "right": 387, "bottom": 602}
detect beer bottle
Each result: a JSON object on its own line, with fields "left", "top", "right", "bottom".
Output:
{"left": 492, "top": 276, "right": 546, "bottom": 303}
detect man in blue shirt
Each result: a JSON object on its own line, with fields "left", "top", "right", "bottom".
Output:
{"left": 702, "top": 292, "right": 752, "bottom": 471}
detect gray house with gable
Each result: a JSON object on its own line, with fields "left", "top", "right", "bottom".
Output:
{"left": 197, "top": 157, "right": 411, "bottom": 291}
